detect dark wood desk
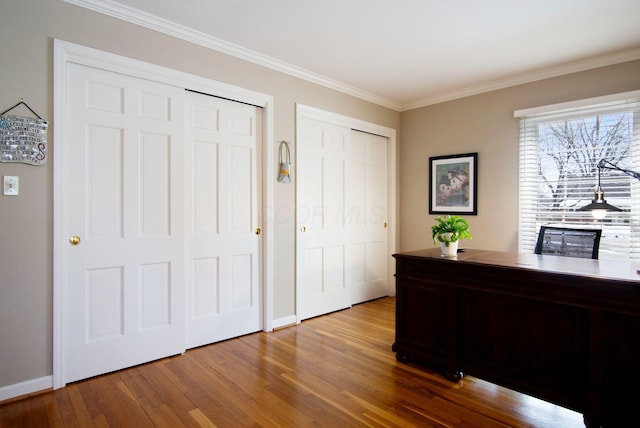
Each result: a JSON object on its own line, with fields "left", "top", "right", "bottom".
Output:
{"left": 392, "top": 248, "right": 640, "bottom": 427}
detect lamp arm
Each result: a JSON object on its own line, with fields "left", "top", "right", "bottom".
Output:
{"left": 597, "top": 159, "right": 640, "bottom": 181}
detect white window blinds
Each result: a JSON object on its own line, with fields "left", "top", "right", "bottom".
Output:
{"left": 516, "top": 93, "right": 640, "bottom": 261}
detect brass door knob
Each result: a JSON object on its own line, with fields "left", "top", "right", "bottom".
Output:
{"left": 69, "top": 236, "right": 81, "bottom": 245}
{"left": 255, "top": 228, "right": 261, "bottom": 235}
{"left": 384, "top": 222, "right": 388, "bottom": 228}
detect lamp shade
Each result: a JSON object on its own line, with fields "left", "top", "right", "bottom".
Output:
{"left": 578, "top": 187, "right": 622, "bottom": 219}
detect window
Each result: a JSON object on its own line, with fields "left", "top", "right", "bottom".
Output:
{"left": 516, "top": 92, "right": 640, "bottom": 262}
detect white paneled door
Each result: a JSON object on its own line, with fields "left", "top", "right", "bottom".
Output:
{"left": 64, "top": 63, "right": 186, "bottom": 383}
{"left": 296, "top": 117, "right": 352, "bottom": 320}
{"left": 349, "top": 130, "right": 389, "bottom": 304}
{"left": 185, "top": 91, "right": 262, "bottom": 349}
{"left": 296, "top": 109, "right": 391, "bottom": 321}
{"left": 62, "top": 64, "right": 264, "bottom": 384}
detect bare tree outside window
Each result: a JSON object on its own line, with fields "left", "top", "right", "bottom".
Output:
{"left": 536, "top": 112, "right": 632, "bottom": 224}
{"left": 519, "top": 96, "right": 640, "bottom": 261}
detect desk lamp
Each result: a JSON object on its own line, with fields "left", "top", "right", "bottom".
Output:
{"left": 578, "top": 159, "right": 640, "bottom": 219}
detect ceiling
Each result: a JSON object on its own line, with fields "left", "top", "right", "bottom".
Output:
{"left": 69, "top": 0, "right": 640, "bottom": 111}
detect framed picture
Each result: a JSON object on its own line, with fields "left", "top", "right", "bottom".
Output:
{"left": 429, "top": 152, "right": 477, "bottom": 215}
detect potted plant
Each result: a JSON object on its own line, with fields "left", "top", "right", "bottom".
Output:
{"left": 431, "top": 215, "right": 472, "bottom": 257}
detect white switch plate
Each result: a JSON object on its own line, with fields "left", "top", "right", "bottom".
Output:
{"left": 3, "top": 176, "right": 19, "bottom": 196}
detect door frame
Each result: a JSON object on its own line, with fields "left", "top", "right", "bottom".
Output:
{"left": 53, "top": 39, "right": 275, "bottom": 389}
{"left": 294, "top": 103, "right": 397, "bottom": 322}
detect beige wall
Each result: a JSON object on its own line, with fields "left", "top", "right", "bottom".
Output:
{"left": 400, "top": 60, "right": 640, "bottom": 253}
{"left": 0, "top": 0, "right": 399, "bottom": 389}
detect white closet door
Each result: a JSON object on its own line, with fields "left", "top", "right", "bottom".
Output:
{"left": 296, "top": 117, "right": 352, "bottom": 320}
{"left": 350, "top": 130, "right": 389, "bottom": 304}
{"left": 64, "top": 63, "right": 185, "bottom": 383}
{"left": 185, "top": 91, "right": 262, "bottom": 348}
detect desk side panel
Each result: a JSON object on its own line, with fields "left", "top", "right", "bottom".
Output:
{"left": 458, "top": 289, "right": 589, "bottom": 412}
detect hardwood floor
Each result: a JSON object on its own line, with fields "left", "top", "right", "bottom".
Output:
{"left": 1, "top": 297, "right": 583, "bottom": 427}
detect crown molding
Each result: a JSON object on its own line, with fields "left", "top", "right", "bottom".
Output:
{"left": 401, "top": 48, "right": 640, "bottom": 111}
{"left": 63, "top": 0, "right": 402, "bottom": 111}
{"left": 65, "top": 0, "right": 640, "bottom": 113}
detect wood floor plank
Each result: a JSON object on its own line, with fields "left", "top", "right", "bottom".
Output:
{"left": 188, "top": 408, "right": 218, "bottom": 428}
{"left": 0, "top": 297, "right": 584, "bottom": 427}
{"left": 64, "top": 383, "right": 96, "bottom": 427}
{"left": 52, "top": 387, "right": 81, "bottom": 428}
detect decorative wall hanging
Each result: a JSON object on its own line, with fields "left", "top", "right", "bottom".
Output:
{"left": 429, "top": 152, "right": 477, "bottom": 215}
{"left": 277, "top": 140, "right": 292, "bottom": 183}
{"left": 0, "top": 100, "right": 48, "bottom": 166}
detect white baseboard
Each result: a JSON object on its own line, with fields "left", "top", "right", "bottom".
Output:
{"left": 271, "top": 315, "right": 298, "bottom": 330}
{"left": 0, "top": 376, "right": 53, "bottom": 402}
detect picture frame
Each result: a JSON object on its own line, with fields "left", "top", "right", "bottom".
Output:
{"left": 429, "top": 152, "right": 477, "bottom": 215}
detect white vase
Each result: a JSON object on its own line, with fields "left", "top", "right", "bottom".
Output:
{"left": 440, "top": 237, "right": 459, "bottom": 258}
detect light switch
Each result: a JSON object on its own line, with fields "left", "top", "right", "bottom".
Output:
{"left": 3, "top": 176, "right": 19, "bottom": 196}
